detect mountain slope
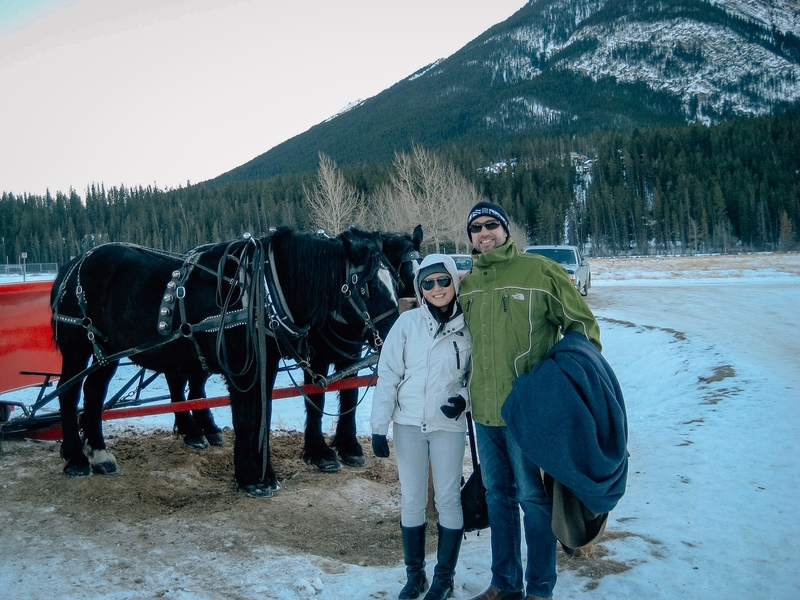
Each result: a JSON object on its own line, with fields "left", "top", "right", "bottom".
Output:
{"left": 211, "top": 0, "right": 800, "bottom": 184}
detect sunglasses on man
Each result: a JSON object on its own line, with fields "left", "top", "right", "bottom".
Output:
{"left": 468, "top": 220, "right": 503, "bottom": 234}
{"left": 420, "top": 276, "right": 453, "bottom": 291}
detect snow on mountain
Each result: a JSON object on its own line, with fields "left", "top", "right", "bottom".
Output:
{"left": 708, "top": 0, "right": 800, "bottom": 34}
{"left": 567, "top": 18, "right": 800, "bottom": 122}
{"left": 480, "top": 0, "right": 800, "bottom": 124}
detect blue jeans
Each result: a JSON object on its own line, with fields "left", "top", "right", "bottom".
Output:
{"left": 476, "top": 423, "right": 556, "bottom": 598}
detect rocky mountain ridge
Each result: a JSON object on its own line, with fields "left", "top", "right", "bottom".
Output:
{"left": 457, "top": 0, "right": 800, "bottom": 126}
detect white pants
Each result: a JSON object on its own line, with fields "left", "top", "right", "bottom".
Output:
{"left": 393, "top": 423, "right": 466, "bottom": 529}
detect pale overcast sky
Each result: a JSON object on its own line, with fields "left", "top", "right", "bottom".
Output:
{"left": 0, "top": 0, "right": 527, "bottom": 197}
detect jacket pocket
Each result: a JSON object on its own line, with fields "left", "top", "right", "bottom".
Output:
{"left": 505, "top": 291, "right": 532, "bottom": 356}
{"left": 450, "top": 338, "right": 472, "bottom": 366}
{"left": 450, "top": 339, "right": 472, "bottom": 392}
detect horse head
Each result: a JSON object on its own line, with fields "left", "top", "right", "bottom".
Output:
{"left": 342, "top": 224, "right": 423, "bottom": 298}
{"left": 383, "top": 224, "right": 423, "bottom": 298}
{"left": 337, "top": 228, "right": 400, "bottom": 349}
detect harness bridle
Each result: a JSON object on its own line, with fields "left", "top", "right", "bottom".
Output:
{"left": 297, "top": 242, "right": 419, "bottom": 417}
{"left": 322, "top": 244, "right": 418, "bottom": 357}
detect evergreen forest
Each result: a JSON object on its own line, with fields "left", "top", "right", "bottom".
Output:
{"left": 2, "top": 107, "right": 799, "bottom": 266}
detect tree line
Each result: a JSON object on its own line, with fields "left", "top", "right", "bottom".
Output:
{"left": 2, "top": 107, "right": 798, "bottom": 265}
{"left": 480, "top": 107, "right": 800, "bottom": 255}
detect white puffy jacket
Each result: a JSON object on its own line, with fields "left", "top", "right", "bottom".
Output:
{"left": 370, "top": 254, "right": 472, "bottom": 435}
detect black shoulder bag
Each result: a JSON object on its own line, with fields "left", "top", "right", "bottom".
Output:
{"left": 461, "top": 412, "right": 490, "bottom": 532}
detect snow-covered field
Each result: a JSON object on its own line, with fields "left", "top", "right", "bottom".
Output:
{"left": 2, "top": 252, "right": 799, "bottom": 599}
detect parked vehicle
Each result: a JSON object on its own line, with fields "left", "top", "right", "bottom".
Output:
{"left": 524, "top": 245, "right": 591, "bottom": 296}
{"left": 449, "top": 254, "right": 473, "bottom": 281}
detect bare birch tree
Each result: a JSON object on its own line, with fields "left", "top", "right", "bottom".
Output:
{"left": 365, "top": 183, "right": 409, "bottom": 232}
{"left": 370, "top": 144, "right": 479, "bottom": 253}
{"left": 364, "top": 143, "right": 526, "bottom": 252}
{"left": 303, "top": 152, "right": 364, "bottom": 235}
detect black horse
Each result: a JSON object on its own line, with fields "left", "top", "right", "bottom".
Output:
{"left": 163, "top": 226, "right": 423, "bottom": 463}
{"left": 302, "top": 225, "right": 423, "bottom": 471}
{"left": 50, "top": 228, "right": 399, "bottom": 498}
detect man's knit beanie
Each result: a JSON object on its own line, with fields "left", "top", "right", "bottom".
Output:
{"left": 467, "top": 201, "right": 510, "bottom": 237}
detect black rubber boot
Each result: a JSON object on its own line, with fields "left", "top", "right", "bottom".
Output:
{"left": 399, "top": 523, "right": 428, "bottom": 599}
{"left": 423, "top": 524, "right": 463, "bottom": 600}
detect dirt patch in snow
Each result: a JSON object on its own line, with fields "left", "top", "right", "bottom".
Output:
{"left": 1, "top": 427, "right": 629, "bottom": 582}
{"left": 1, "top": 429, "right": 406, "bottom": 566}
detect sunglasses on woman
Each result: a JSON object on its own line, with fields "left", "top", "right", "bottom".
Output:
{"left": 468, "top": 219, "right": 503, "bottom": 234}
{"left": 420, "top": 276, "right": 453, "bottom": 291}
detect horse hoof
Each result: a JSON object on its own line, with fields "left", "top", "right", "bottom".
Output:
{"left": 64, "top": 464, "right": 91, "bottom": 478}
{"left": 91, "top": 461, "right": 120, "bottom": 475}
{"left": 307, "top": 456, "right": 341, "bottom": 473}
{"left": 183, "top": 435, "right": 210, "bottom": 450}
{"left": 243, "top": 484, "right": 273, "bottom": 499}
{"left": 205, "top": 432, "right": 225, "bottom": 446}
{"left": 339, "top": 452, "right": 366, "bottom": 467}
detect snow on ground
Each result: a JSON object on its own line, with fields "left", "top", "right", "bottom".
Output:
{"left": 2, "top": 252, "right": 800, "bottom": 599}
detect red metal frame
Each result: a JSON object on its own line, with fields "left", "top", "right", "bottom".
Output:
{"left": 24, "top": 374, "right": 376, "bottom": 441}
{"left": 0, "top": 281, "right": 62, "bottom": 394}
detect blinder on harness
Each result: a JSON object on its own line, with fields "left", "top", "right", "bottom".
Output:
{"left": 336, "top": 248, "right": 398, "bottom": 349}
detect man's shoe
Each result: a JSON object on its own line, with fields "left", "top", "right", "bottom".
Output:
{"left": 467, "top": 586, "right": 525, "bottom": 600}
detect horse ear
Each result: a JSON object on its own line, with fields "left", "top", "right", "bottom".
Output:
{"left": 413, "top": 224, "right": 423, "bottom": 248}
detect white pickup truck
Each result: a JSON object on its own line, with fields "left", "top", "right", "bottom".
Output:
{"left": 523, "top": 244, "right": 591, "bottom": 296}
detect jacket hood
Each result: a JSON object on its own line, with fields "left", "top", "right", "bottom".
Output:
{"left": 413, "top": 253, "right": 461, "bottom": 302}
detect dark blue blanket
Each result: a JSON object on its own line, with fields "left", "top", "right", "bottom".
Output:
{"left": 502, "top": 332, "right": 628, "bottom": 514}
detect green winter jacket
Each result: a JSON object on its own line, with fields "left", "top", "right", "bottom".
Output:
{"left": 458, "top": 238, "right": 602, "bottom": 427}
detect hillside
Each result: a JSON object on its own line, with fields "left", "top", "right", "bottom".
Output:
{"left": 211, "top": 0, "right": 800, "bottom": 183}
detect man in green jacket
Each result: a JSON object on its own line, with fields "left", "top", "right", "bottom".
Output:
{"left": 459, "top": 201, "right": 601, "bottom": 600}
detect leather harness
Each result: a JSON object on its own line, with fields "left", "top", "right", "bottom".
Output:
{"left": 50, "top": 237, "right": 397, "bottom": 398}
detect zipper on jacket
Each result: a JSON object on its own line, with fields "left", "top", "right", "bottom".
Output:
{"left": 453, "top": 341, "right": 460, "bottom": 369}
{"left": 502, "top": 294, "right": 508, "bottom": 312}
{"left": 465, "top": 298, "right": 473, "bottom": 313}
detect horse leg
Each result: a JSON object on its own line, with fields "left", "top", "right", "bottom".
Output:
{"left": 187, "top": 373, "right": 224, "bottom": 446}
{"left": 230, "top": 375, "right": 279, "bottom": 498}
{"left": 302, "top": 368, "right": 341, "bottom": 472}
{"left": 166, "top": 373, "right": 209, "bottom": 450}
{"left": 57, "top": 352, "right": 92, "bottom": 478}
{"left": 331, "top": 386, "right": 365, "bottom": 467}
{"left": 78, "top": 361, "right": 120, "bottom": 475}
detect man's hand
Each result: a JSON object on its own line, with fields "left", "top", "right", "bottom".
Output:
{"left": 440, "top": 395, "right": 466, "bottom": 420}
{"left": 372, "top": 434, "right": 390, "bottom": 458}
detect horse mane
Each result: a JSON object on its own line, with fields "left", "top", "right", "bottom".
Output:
{"left": 267, "top": 228, "right": 348, "bottom": 327}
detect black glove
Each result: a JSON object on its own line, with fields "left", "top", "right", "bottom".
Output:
{"left": 372, "top": 434, "right": 390, "bottom": 458}
{"left": 440, "top": 395, "right": 466, "bottom": 420}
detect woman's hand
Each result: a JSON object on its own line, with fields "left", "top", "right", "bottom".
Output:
{"left": 372, "top": 434, "right": 390, "bottom": 457}
{"left": 440, "top": 395, "right": 466, "bottom": 419}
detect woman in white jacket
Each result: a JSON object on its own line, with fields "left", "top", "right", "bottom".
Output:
{"left": 371, "top": 253, "right": 472, "bottom": 600}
